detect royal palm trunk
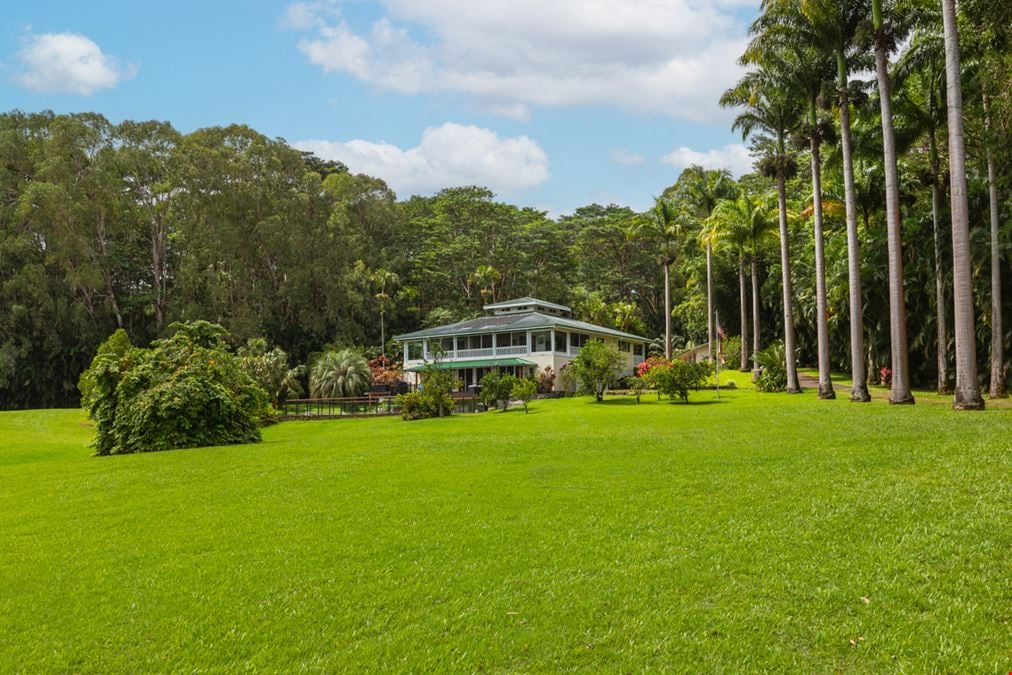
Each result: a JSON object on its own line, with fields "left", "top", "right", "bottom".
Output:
{"left": 810, "top": 118, "right": 834, "bottom": 399}
{"left": 776, "top": 168, "right": 801, "bottom": 393}
{"left": 941, "top": 0, "right": 984, "bottom": 410}
{"left": 739, "top": 253, "right": 749, "bottom": 372}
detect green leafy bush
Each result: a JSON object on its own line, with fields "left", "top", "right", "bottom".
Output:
{"left": 399, "top": 349, "right": 460, "bottom": 420}
{"left": 721, "top": 335, "right": 742, "bottom": 370}
{"left": 650, "top": 360, "right": 711, "bottom": 403}
{"left": 754, "top": 342, "right": 788, "bottom": 393}
{"left": 511, "top": 378, "right": 537, "bottom": 413}
{"left": 479, "top": 370, "right": 517, "bottom": 410}
{"left": 78, "top": 329, "right": 133, "bottom": 411}
{"left": 237, "top": 338, "right": 304, "bottom": 408}
{"left": 569, "top": 340, "right": 625, "bottom": 401}
{"left": 86, "top": 321, "right": 271, "bottom": 455}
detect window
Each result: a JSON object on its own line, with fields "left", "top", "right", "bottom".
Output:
{"left": 464, "top": 334, "right": 493, "bottom": 350}
{"left": 633, "top": 343, "right": 644, "bottom": 357}
{"left": 618, "top": 340, "right": 631, "bottom": 353}
{"left": 438, "top": 337, "right": 454, "bottom": 353}
{"left": 570, "top": 333, "right": 590, "bottom": 349}
{"left": 531, "top": 330, "right": 551, "bottom": 352}
{"left": 555, "top": 331, "right": 568, "bottom": 352}
{"left": 408, "top": 341, "right": 423, "bottom": 360}
{"left": 509, "top": 331, "right": 527, "bottom": 347}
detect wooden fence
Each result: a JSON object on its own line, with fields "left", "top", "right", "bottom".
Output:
{"left": 279, "top": 394, "right": 479, "bottom": 420}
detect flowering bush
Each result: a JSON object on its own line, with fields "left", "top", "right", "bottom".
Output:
{"left": 637, "top": 356, "right": 672, "bottom": 378}
{"left": 879, "top": 366, "right": 892, "bottom": 386}
{"left": 369, "top": 354, "right": 402, "bottom": 389}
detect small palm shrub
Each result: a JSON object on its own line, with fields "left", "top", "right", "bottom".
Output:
{"left": 754, "top": 341, "right": 788, "bottom": 393}
{"left": 310, "top": 349, "right": 372, "bottom": 398}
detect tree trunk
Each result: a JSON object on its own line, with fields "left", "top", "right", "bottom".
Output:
{"left": 706, "top": 243, "right": 715, "bottom": 361}
{"left": 810, "top": 135, "right": 835, "bottom": 399}
{"left": 664, "top": 261, "right": 671, "bottom": 359}
{"left": 151, "top": 213, "right": 167, "bottom": 334}
{"left": 931, "top": 179, "right": 950, "bottom": 394}
{"left": 941, "top": 0, "right": 984, "bottom": 410}
{"left": 777, "top": 171, "right": 801, "bottom": 393}
{"left": 739, "top": 252, "right": 749, "bottom": 372}
{"left": 752, "top": 254, "right": 761, "bottom": 382}
{"left": 984, "top": 94, "right": 1006, "bottom": 398}
{"left": 874, "top": 30, "right": 914, "bottom": 404}
{"left": 838, "top": 51, "right": 871, "bottom": 402}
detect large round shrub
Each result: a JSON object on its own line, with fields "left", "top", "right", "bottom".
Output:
{"left": 310, "top": 349, "right": 372, "bottom": 398}
{"left": 86, "top": 321, "right": 270, "bottom": 455}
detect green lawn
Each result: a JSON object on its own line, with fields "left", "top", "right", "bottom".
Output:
{"left": 1, "top": 391, "right": 1010, "bottom": 672}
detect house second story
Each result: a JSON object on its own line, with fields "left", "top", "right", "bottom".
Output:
{"left": 393, "top": 298, "right": 649, "bottom": 386}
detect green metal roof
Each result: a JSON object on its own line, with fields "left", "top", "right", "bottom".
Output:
{"left": 393, "top": 311, "right": 648, "bottom": 342}
{"left": 404, "top": 357, "right": 536, "bottom": 372}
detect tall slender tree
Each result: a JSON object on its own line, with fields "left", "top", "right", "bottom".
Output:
{"left": 940, "top": 0, "right": 984, "bottom": 409}
{"left": 629, "top": 198, "right": 684, "bottom": 358}
{"left": 871, "top": 0, "right": 915, "bottom": 404}
{"left": 722, "top": 71, "right": 803, "bottom": 393}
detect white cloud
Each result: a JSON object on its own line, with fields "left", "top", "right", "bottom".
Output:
{"left": 610, "top": 148, "right": 645, "bottom": 166}
{"left": 12, "top": 32, "right": 135, "bottom": 95}
{"left": 288, "top": 1, "right": 747, "bottom": 121}
{"left": 294, "top": 122, "right": 550, "bottom": 197}
{"left": 661, "top": 143, "right": 753, "bottom": 177}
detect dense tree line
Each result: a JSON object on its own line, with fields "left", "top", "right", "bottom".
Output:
{"left": 0, "top": 0, "right": 1008, "bottom": 409}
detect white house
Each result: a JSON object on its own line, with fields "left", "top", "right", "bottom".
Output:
{"left": 394, "top": 297, "right": 650, "bottom": 392}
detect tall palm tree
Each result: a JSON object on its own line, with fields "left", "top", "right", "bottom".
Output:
{"left": 940, "top": 0, "right": 984, "bottom": 409}
{"left": 706, "top": 193, "right": 779, "bottom": 374}
{"left": 371, "top": 268, "right": 399, "bottom": 356}
{"left": 755, "top": 0, "right": 872, "bottom": 401}
{"left": 894, "top": 29, "right": 950, "bottom": 394}
{"left": 673, "top": 167, "right": 737, "bottom": 362}
{"left": 721, "top": 70, "right": 803, "bottom": 393}
{"left": 982, "top": 93, "right": 1006, "bottom": 398}
{"left": 629, "top": 198, "right": 684, "bottom": 358}
{"left": 871, "top": 0, "right": 915, "bottom": 404}
{"left": 745, "top": 26, "right": 837, "bottom": 399}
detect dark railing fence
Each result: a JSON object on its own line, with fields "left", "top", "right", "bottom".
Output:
{"left": 280, "top": 394, "right": 478, "bottom": 420}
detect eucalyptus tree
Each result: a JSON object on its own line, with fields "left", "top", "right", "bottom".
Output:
{"left": 629, "top": 197, "right": 685, "bottom": 358}
{"left": 755, "top": 0, "right": 872, "bottom": 401}
{"left": 869, "top": 0, "right": 915, "bottom": 404}
{"left": 721, "top": 70, "right": 804, "bottom": 393}
{"left": 893, "top": 29, "right": 950, "bottom": 393}
{"left": 744, "top": 22, "right": 838, "bottom": 398}
{"left": 939, "top": 0, "right": 984, "bottom": 409}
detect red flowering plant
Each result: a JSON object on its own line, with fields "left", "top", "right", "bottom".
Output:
{"left": 637, "top": 356, "right": 673, "bottom": 399}
{"left": 879, "top": 366, "right": 892, "bottom": 386}
{"left": 369, "top": 354, "right": 403, "bottom": 390}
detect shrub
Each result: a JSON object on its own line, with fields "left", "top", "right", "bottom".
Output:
{"left": 88, "top": 321, "right": 271, "bottom": 455}
{"left": 721, "top": 335, "right": 742, "bottom": 370}
{"left": 78, "top": 328, "right": 133, "bottom": 411}
{"left": 400, "top": 349, "right": 460, "bottom": 420}
{"left": 310, "top": 349, "right": 372, "bottom": 398}
{"left": 628, "top": 376, "right": 647, "bottom": 403}
{"left": 754, "top": 342, "right": 788, "bottom": 393}
{"left": 569, "top": 340, "right": 625, "bottom": 401}
{"left": 237, "top": 338, "right": 304, "bottom": 408}
{"left": 638, "top": 355, "right": 672, "bottom": 399}
{"left": 536, "top": 366, "right": 556, "bottom": 394}
{"left": 479, "top": 369, "right": 517, "bottom": 410}
{"left": 369, "top": 354, "right": 403, "bottom": 389}
{"left": 651, "top": 360, "right": 711, "bottom": 403}
{"left": 511, "top": 378, "right": 537, "bottom": 413}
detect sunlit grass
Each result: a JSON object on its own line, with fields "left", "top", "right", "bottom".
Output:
{"left": 1, "top": 391, "right": 1009, "bottom": 671}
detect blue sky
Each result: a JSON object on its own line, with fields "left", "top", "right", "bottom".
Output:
{"left": 1, "top": 1, "right": 759, "bottom": 215}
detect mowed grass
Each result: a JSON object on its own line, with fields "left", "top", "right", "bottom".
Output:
{"left": 1, "top": 391, "right": 1010, "bottom": 672}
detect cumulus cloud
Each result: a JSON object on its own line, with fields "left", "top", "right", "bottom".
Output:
{"left": 12, "top": 31, "right": 135, "bottom": 95}
{"left": 288, "top": 0, "right": 747, "bottom": 121}
{"left": 662, "top": 143, "right": 753, "bottom": 177}
{"left": 610, "top": 148, "right": 645, "bottom": 166}
{"left": 294, "top": 122, "right": 550, "bottom": 197}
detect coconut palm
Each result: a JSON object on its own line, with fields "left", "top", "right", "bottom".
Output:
{"left": 674, "top": 167, "right": 738, "bottom": 362}
{"left": 371, "top": 268, "right": 399, "bottom": 356}
{"left": 310, "top": 349, "right": 372, "bottom": 399}
{"left": 706, "top": 193, "right": 779, "bottom": 374}
{"left": 721, "top": 70, "right": 803, "bottom": 393}
{"left": 629, "top": 197, "right": 685, "bottom": 358}
{"left": 940, "top": 0, "right": 984, "bottom": 409}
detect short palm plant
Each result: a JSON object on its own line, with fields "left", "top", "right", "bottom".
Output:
{"left": 310, "top": 349, "right": 372, "bottom": 398}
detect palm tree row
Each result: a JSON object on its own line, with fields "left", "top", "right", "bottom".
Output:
{"left": 710, "top": 0, "right": 1006, "bottom": 409}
